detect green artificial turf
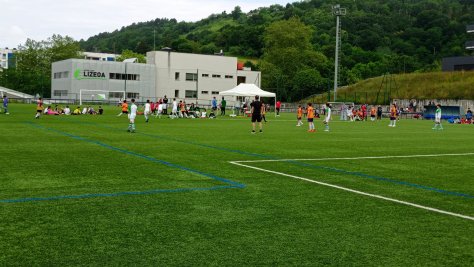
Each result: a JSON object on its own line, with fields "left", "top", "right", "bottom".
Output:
{"left": 0, "top": 104, "right": 473, "bottom": 266}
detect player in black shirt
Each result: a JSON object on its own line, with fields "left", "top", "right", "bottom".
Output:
{"left": 251, "top": 95, "right": 263, "bottom": 134}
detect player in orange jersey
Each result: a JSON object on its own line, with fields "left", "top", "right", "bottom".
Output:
{"left": 117, "top": 100, "right": 128, "bottom": 117}
{"left": 307, "top": 103, "right": 315, "bottom": 132}
{"left": 296, "top": 105, "right": 303, "bottom": 126}
{"left": 370, "top": 106, "right": 376, "bottom": 121}
{"left": 389, "top": 104, "right": 397, "bottom": 127}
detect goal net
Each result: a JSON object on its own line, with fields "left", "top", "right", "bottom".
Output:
{"left": 79, "top": 90, "right": 125, "bottom": 105}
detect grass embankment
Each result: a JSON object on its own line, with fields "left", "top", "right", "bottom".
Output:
{"left": 313, "top": 71, "right": 474, "bottom": 104}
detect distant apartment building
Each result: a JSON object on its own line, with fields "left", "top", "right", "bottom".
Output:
{"left": 442, "top": 25, "right": 474, "bottom": 71}
{"left": 82, "top": 52, "right": 118, "bottom": 61}
{"left": 52, "top": 49, "right": 261, "bottom": 102}
{"left": 0, "top": 48, "right": 16, "bottom": 69}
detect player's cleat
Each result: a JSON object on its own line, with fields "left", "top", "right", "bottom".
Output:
{"left": 324, "top": 129, "right": 329, "bottom": 132}
{"left": 259, "top": 130, "right": 263, "bottom": 133}
{"left": 251, "top": 130, "right": 256, "bottom": 134}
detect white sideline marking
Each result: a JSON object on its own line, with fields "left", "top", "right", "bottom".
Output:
{"left": 229, "top": 161, "right": 474, "bottom": 221}
{"left": 232, "top": 152, "right": 474, "bottom": 163}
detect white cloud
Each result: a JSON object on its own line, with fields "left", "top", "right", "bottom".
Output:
{"left": 0, "top": 0, "right": 290, "bottom": 48}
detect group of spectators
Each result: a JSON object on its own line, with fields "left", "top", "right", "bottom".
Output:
{"left": 43, "top": 105, "right": 104, "bottom": 115}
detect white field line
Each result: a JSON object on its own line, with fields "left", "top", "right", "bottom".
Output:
{"left": 229, "top": 161, "right": 474, "bottom": 221}
{"left": 232, "top": 152, "right": 474, "bottom": 163}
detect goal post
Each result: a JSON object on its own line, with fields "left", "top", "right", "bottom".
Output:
{"left": 79, "top": 90, "right": 125, "bottom": 105}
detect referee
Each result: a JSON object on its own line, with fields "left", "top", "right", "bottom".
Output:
{"left": 251, "top": 95, "right": 264, "bottom": 134}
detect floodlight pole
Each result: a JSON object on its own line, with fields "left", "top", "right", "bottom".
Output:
{"left": 333, "top": 5, "right": 346, "bottom": 102}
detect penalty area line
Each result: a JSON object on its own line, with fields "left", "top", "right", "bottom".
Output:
{"left": 229, "top": 161, "right": 474, "bottom": 221}
{"left": 231, "top": 152, "right": 474, "bottom": 163}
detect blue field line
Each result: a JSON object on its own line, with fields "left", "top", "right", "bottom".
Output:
{"left": 68, "top": 120, "right": 474, "bottom": 199}
{"left": 2, "top": 122, "right": 246, "bottom": 204}
{"left": 0, "top": 185, "right": 237, "bottom": 204}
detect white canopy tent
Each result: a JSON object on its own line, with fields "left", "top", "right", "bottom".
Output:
{"left": 219, "top": 83, "right": 277, "bottom": 117}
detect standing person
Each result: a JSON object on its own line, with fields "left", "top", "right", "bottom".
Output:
{"left": 261, "top": 101, "right": 267, "bottom": 123}
{"left": 276, "top": 100, "right": 281, "bottom": 116}
{"left": 433, "top": 104, "right": 443, "bottom": 130}
{"left": 324, "top": 103, "right": 331, "bottom": 132}
{"left": 296, "top": 105, "right": 303, "bottom": 126}
{"left": 35, "top": 97, "right": 43, "bottom": 119}
{"left": 144, "top": 100, "right": 151, "bottom": 123}
{"left": 250, "top": 95, "right": 263, "bottom": 134}
{"left": 211, "top": 97, "right": 217, "bottom": 114}
{"left": 220, "top": 97, "right": 227, "bottom": 116}
{"left": 370, "top": 106, "right": 377, "bottom": 121}
{"left": 127, "top": 99, "right": 138, "bottom": 133}
{"left": 3, "top": 95, "right": 9, "bottom": 114}
{"left": 340, "top": 103, "right": 347, "bottom": 121}
{"left": 235, "top": 98, "right": 241, "bottom": 116}
{"left": 162, "top": 95, "right": 169, "bottom": 115}
{"left": 171, "top": 98, "right": 178, "bottom": 118}
{"left": 388, "top": 104, "right": 397, "bottom": 127}
{"left": 117, "top": 100, "right": 128, "bottom": 116}
{"left": 377, "top": 106, "right": 383, "bottom": 120}
{"left": 466, "top": 108, "right": 472, "bottom": 123}
{"left": 307, "top": 103, "right": 315, "bottom": 132}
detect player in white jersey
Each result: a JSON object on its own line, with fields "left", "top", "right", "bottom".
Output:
{"left": 324, "top": 103, "right": 332, "bottom": 131}
{"left": 432, "top": 104, "right": 443, "bottom": 130}
{"left": 171, "top": 98, "right": 178, "bottom": 119}
{"left": 144, "top": 100, "right": 151, "bottom": 123}
{"left": 128, "top": 99, "right": 138, "bottom": 133}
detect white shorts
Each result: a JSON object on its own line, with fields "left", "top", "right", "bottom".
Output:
{"left": 145, "top": 110, "right": 151, "bottom": 115}
{"left": 129, "top": 115, "right": 136, "bottom": 121}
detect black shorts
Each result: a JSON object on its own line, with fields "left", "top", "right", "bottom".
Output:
{"left": 251, "top": 113, "right": 262, "bottom": 122}
{"left": 307, "top": 118, "right": 314, "bottom": 122}
{"left": 122, "top": 111, "right": 128, "bottom": 114}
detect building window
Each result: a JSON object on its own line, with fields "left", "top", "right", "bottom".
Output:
{"left": 109, "top": 73, "right": 140, "bottom": 81}
{"left": 54, "top": 71, "right": 69, "bottom": 79}
{"left": 211, "top": 91, "right": 220, "bottom": 95}
{"left": 175, "top": 90, "right": 180, "bottom": 98}
{"left": 109, "top": 92, "right": 124, "bottom": 98}
{"left": 225, "top": 75, "right": 233, "bottom": 79}
{"left": 212, "top": 74, "right": 221, "bottom": 78}
{"left": 237, "top": 76, "right": 246, "bottom": 84}
{"left": 186, "top": 73, "right": 198, "bottom": 81}
{"left": 53, "top": 90, "right": 68, "bottom": 97}
{"left": 185, "top": 90, "right": 197, "bottom": 98}
{"left": 175, "top": 72, "right": 180, "bottom": 80}
{"left": 201, "top": 91, "right": 209, "bottom": 94}
{"left": 202, "top": 74, "right": 209, "bottom": 77}
{"left": 127, "top": 92, "right": 139, "bottom": 99}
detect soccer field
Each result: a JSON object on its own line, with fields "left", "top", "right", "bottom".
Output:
{"left": 1, "top": 104, "right": 473, "bottom": 266}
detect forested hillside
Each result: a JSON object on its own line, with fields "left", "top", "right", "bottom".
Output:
{"left": 79, "top": 0, "right": 474, "bottom": 101}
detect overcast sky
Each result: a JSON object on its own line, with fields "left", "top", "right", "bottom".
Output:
{"left": 0, "top": 0, "right": 292, "bottom": 49}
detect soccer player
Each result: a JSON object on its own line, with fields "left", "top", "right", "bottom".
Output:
{"left": 128, "top": 99, "right": 138, "bottom": 133}
{"left": 276, "top": 100, "right": 281, "bottom": 116}
{"left": 3, "top": 95, "right": 9, "bottom": 115}
{"left": 370, "top": 106, "right": 376, "bottom": 121}
{"left": 388, "top": 104, "right": 397, "bottom": 127}
{"left": 171, "top": 98, "right": 178, "bottom": 118}
{"left": 324, "top": 103, "right": 331, "bottom": 132}
{"left": 307, "top": 103, "right": 315, "bottom": 132}
{"left": 35, "top": 98, "right": 43, "bottom": 119}
{"left": 144, "top": 100, "right": 151, "bottom": 122}
{"left": 433, "top": 104, "right": 443, "bottom": 130}
{"left": 296, "top": 105, "right": 303, "bottom": 126}
{"left": 117, "top": 100, "right": 128, "bottom": 116}
{"left": 250, "top": 95, "right": 263, "bottom": 134}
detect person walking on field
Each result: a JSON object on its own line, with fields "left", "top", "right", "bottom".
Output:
{"left": 276, "top": 100, "right": 281, "bottom": 116}
{"left": 35, "top": 98, "right": 43, "bottom": 119}
{"left": 432, "top": 104, "right": 443, "bottom": 130}
{"left": 144, "top": 100, "right": 151, "bottom": 123}
{"left": 388, "top": 104, "right": 397, "bottom": 127}
{"left": 118, "top": 100, "right": 128, "bottom": 116}
{"left": 3, "top": 95, "right": 9, "bottom": 115}
{"left": 127, "top": 99, "right": 138, "bottom": 133}
{"left": 220, "top": 97, "right": 226, "bottom": 116}
{"left": 251, "top": 95, "right": 264, "bottom": 134}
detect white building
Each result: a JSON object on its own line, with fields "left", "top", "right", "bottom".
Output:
{"left": 0, "top": 48, "right": 16, "bottom": 69}
{"left": 51, "top": 50, "right": 261, "bottom": 103}
{"left": 52, "top": 59, "right": 156, "bottom": 101}
{"left": 146, "top": 50, "right": 260, "bottom": 100}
